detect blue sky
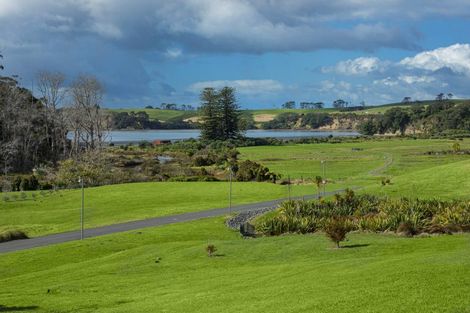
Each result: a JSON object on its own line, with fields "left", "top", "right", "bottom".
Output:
{"left": 1, "top": 0, "right": 470, "bottom": 109}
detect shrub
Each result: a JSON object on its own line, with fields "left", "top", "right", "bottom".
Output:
{"left": 0, "top": 229, "right": 29, "bottom": 243}
{"left": 397, "top": 221, "right": 420, "bottom": 237}
{"left": 323, "top": 217, "right": 353, "bottom": 248}
{"left": 254, "top": 192, "right": 470, "bottom": 238}
{"left": 205, "top": 244, "right": 217, "bottom": 257}
{"left": 235, "top": 160, "right": 277, "bottom": 182}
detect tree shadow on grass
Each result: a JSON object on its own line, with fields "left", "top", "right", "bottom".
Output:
{"left": 0, "top": 305, "right": 39, "bottom": 312}
{"left": 211, "top": 253, "right": 226, "bottom": 257}
{"left": 341, "top": 244, "right": 370, "bottom": 249}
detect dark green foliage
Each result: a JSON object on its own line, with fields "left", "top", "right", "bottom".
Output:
{"left": 111, "top": 111, "right": 194, "bottom": 129}
{"left": 282, "top": 101, "right": 296, "bottom": 109}
{"left": 333, "top": 99, "right": 348, "bottom": 108}
{"left": 0, "top": 77, "right": 67, "bottom": 173}
{"left": 255, "top": 191, "right": 470, "bottom": 237}
{"left": 219, "top": 86, "right": 242, "bottom": 139}
{"left": 235, "top": 160, "right": 277, "bottom": 182}
{"left": 358, "top": 119, "right": 378, "bottom": 136}
{"left": 0, "top": 229, "right": 28, "bottom": 243}
{"left": 300, "top": 113, "right": 333, "bottom": 129}
{"left": 262, "top": 113, "right": 300, "bottom": 129}
{"left": 383, "top": 108, "right": 411, "bottom": 135}
{"left": 358, "top": 101, "right": 470, "bottom": 136}
{"left": 199, "top": 87, "right": 243, "bottom": 141}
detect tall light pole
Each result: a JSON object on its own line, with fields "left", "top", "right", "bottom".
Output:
{"left": 78, "top": 177, "right": 84, "bottom": 240}
{"left": 228, "top": 168, "right": 233, "bottom": 215}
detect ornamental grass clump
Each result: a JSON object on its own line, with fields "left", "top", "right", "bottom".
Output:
{"left": 254, "top": 190, "right": 470, "bottom": 238}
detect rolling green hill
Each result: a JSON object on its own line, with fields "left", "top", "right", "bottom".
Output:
{"left": 1, "top": 216, "right": 470, "bottom": 313}
{"left": 108, "top": 99, "right": 468, "bottom": 125}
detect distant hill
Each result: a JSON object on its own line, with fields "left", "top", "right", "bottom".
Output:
{"left": 106, "top": 99, "right": 469, "bottom": 131}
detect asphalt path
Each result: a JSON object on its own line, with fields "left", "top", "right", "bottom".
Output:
{"left": 0, "top": 190, "right": 344, "bottom": 254}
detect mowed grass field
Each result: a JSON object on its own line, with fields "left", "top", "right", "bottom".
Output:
{"left": 1, "top": 217, "right": 470, "bottom": 313}
{"left": 0, "top": 182, "right": 319, "bottom": 237}
{"left": 2, "top": 137, "right": 470, "bottom": 312}
{"left": 2, "top": 138, "right": 470, "bottom": 238}
{"left": 239, "top": 138, "right": 470, "bottom": 199}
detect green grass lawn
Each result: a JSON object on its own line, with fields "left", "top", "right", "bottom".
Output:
{"left": 0, "top": 182, "right": 321, "bottom": 237}
{"left": 364, "top": 159, "right": 470, "bottom": 199}
{"left": 2, "top": 138, "right": 470, "bottom": 238}
{"left": 239, "top": 138, "right": 470, "bottom": 199}
{"left": 1, "top": 217, "right": 470, "bottom": 313}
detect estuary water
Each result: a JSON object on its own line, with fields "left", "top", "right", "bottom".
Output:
{"left": 103, "top": 129, "right": 359, "bottom": 143}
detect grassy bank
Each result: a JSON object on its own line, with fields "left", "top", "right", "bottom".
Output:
{"left": 239, "top": 138, "right": 470, "bottom": 199}
{"left": 0, "top": 181, "right": 319, "bottom": 237}
{"left": 1, "top": 217, "right": 469, "bottom": 312}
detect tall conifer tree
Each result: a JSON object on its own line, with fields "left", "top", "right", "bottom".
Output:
{"left": 200, "top": 87, "right": 220, "bottom": 140}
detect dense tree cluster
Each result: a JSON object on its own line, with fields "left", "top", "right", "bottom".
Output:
{"left": 299, "top": 102, "right": 324, "bottom": 109}
{"left": 332, "top": 99, "right": 349, "bottom": 108}
{"left": 1, "top": 54, "right": 110, "bottom": 175}
{"left": 262, "top": 112, "right": 333, "bottom": 129}
{"left": 282, "top": 101, "right": 296, "bottom": 109}
{"left": 358, "top": 101, "right": 470, "bottom": 136}
{"left": 111, "top": 111, "right": 195, "bottom": 129}
{"left": 158, "top": 103, "right": 195, "bottom": 111}
{"left": 199, "top": 87, "right": 243, "bottom": 141}
{"left": 0, "top": 76, "right": 67, "bottom": 174}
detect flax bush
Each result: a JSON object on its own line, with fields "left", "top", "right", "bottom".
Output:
{"left": 254, "top": 190, "right": 470, "bottom": 237}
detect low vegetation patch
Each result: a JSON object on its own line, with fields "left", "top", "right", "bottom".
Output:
{"left": 0, "top": 229, "right": 28, "bottom": 243}
{"left": 255, "top": 190, "right": 470, "bottom": 237}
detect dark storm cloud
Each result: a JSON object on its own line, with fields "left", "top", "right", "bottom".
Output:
{"left": 1, "top": 0, "right": 470, "bottom": 105}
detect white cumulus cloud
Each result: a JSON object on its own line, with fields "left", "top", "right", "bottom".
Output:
{"left": 400, "top": 43, "right": 470, "bottom": 75}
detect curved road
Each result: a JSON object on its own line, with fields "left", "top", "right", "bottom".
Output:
{"left": 0, "top": 189, "right": 345, "bottom": 254}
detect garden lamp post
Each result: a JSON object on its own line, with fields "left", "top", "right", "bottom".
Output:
{"left": 78, "top": 177, "right": 84, "bottom": 240}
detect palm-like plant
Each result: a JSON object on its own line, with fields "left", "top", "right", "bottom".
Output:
{"left": 315, "top": 175, "right": 323, "bottom": 198}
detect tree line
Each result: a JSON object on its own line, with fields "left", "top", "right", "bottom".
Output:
{"left": 358, "top": 100, "right": 470, "bottom": 136}
{"left": 0, "top": 55, "right": 110, "bottom": 174}
{"left": 111, "top": 111, "right": 195, "bottom": 130}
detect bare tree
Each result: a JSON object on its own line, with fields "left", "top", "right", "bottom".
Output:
{"left": 37, "top": 71, "right": 67, "bottom": 159}
{"left": 68, "top": 75, "right": 110, "bottom": 155}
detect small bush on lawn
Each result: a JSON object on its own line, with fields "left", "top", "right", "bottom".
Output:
{"left": 205, "top": 244, "right": 217, "bottom": 257}
{"left": 0, "top": 229, "right": 29, "bottom": 243}
{"left": 324, "top": 217, "right": 354, "bottom": 248}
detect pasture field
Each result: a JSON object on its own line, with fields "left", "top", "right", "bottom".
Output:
{"left": 108, "top": 100, "right": 469, "bottom": 125}
{"left": 2, "top": 138, "right": 470, "bottom": 238}
{"left": 239, "top": 138, "right": 470, "bottom": 199}
{"left": 108, "top": 101, "right": 418, "bottom": 124}
{"left": 0, "top": 182, "right": 318, "bottom": 237}
{"left": 1, "top": 217, "right": 470, "bottom": 312}
{"left": 107, "top": 109, "right": 197, "bottom": 122}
